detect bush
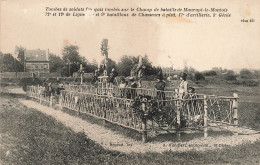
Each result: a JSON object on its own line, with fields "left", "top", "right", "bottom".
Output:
{"left": 194, "top": 72, "right": 205, "bottom": 81}
{"left": 228, "top": 79, "right": 259, "bottom": 86}
{"left": 241, "top": 80, "right": 258, "bottom": 86}
{"left": 187, "top": 73, "right": 194, "bottom": 81}
{"left": 229, "top": 80, "right": 242, "bottom": 85}
{"left": 240, "top": 69, "right": 253, "bottom": 79}
{"left": 203, "top": 70, "right": 217, "bottom": 76}
{"left": 224, "top": 71, "right": 237, "bottom": 81}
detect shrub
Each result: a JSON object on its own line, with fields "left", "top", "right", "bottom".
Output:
{"left": 187, "top": 73, "right": 194, "bottom": 81}
{"left": 241, "top": 80, "right": 258, "bottom": 86}
{"left": 240, "top": 69, "right": 253, "bottom": 79}
{"left": 224, "top": 71, "right": 237, "bottom": 81}
{"left": 203, "top": 70, "right": 217, "bottom": 76}
{"left": 229, "top": 80, "right": 242, "bottom": 85}
{"left": 228, "top": 79, "right": 259, "bottom": 86}
{"left": 194, "top": 72, "right": 205, "bottom": 81}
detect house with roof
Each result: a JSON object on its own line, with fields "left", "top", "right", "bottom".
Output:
{"left": 24, "top": 49, "right": 50, "bottom": 74}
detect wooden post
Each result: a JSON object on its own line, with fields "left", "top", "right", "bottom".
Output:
{"left": 39, "top": 91, "right": 42, "bottom": 104}
{"left": 101, "top": 78, "right": 104, "bottom": 94}
{"left": 75, "top": 95, "right": 78, "bottom": 112}
{"left": 174, "top": 88, "right": 181, "bottom": 131}
{"left": 233, "top": 93, "right": 239, "bottom": 125}
{"left": 38, "top": 86, "right": 42, "bottom": 104}
{"left": 177, "top": 102, "right": 181, "bottom": 128}
{"left": 37, "top": 85, "right": 40, "bottom": 102}
{"left": 59, "top": 92, "right": 62, "bottom": 110}
{"left": 141, "top": 101, "right": 147, "bottom": 143}
{"left": 203, "top": 95, "right": 208, "bottom": 138}
{"left": 176, "top": 100, "right": 181, "bottom": 139}
{"left": 174, "top": 89, "right": 178, "bottom": 99}
{"left": 50, "top": 94, "right": 53, "bottom": 107}
{"left": 103, "top": 98, "right": 107, "bottom": 125}
{"left": 142, "top": 119, "right": 147, "bottom": 143}
{"left": 80, "top": 73, "right": 83, "bottom": 85}
{"left": 176, "top": 88, "right": 181, "bottom": 130}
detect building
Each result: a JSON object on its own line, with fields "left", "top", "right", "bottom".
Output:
{"left": 24, "top": 49, "right": 50, "bottom": 74}
{"left": 161, "top": 67, "right": 182, "bottom": 80}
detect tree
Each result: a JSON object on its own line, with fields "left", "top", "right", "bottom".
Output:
{"left": 15, "top": 46, "right": 26, "bottom": 64}
{"left": 212, "top": 67, "right": 223, "bottom": 74}
{"left": 62, "top": 45, "right": 82, "bottom": 63}
{"left": 253, "top": 70, "right": 260, "bottom": 79}
{"left": 83, "top": 63, "right": 98, "bottom": 73}
{"left": 224, "top": 70, "right": 237, "bottom": 81}
{"left": 2, "top": 53, "right": 23, "bottom": 72}
{"left": 203, "top": 70, "right": 217, "bottom": 76}
{"left": 81, "top": 59, "right": 98, "bottom": 73}
{"left": 49, "top": 53, "right": 65, "bottom": 73}
{"left": 240, "top": 68, "right": 253, "bottom": 79}
{"left": 117, "top": 54, "right": 157, "bottom": 77}
{"left": 142, "top": 54, "right": 157, "bottom": 75}
{"left": 101, "top": 39, "right": 109, "bottom": 58}
{"left": 13, "top": 58, "right": 24, "bottom": 72}
{"left": 92, "top": 59, "right": 98, "bottom": 66}
{"left": 62, "top": 44, "right": 82, "bottom": 76}
{"left": 117, "top": 55, "right": 136, "bottom": 76}
{"left": 194, "top": 72, "right": 205, "bottom": 81}
{"left": 100, "top": 58, "right": 117, "bottom": 74}
{"left": 3, "top": 54, "right": 16, "bottom": 72}
{"left": 187, "top": 67, "right": 196, "bottom": 74}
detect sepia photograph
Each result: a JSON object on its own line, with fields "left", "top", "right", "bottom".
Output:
{"left": 0, "top": 0, "right": 260, "bottom": 164}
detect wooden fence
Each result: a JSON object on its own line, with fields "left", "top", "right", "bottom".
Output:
{"left": 26, "top": 85, "right": 239, "bottom": 142}
{"left": 26, "top": 85, "right": 59, "bottom": 106}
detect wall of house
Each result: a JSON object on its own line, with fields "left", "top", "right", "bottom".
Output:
{"left": 25, "top": 62, "right": 50, "bottom": 73}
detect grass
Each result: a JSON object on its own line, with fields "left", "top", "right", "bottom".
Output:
{"left": 0, "top": 93, "right": 260, "bottom": 164}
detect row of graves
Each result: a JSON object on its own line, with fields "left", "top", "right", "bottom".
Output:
{"left": 26, "top": 76, "right": 239, "bottom": 142}
{"left": 26, "top": 61, "right": 239, "bottom": 143}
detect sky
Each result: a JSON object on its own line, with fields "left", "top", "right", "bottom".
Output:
{"left": 1, "top": 0, "right": 260, "bottom": 71}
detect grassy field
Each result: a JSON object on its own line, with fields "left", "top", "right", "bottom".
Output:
{"left": 0, "top": 84, "right": 260, "bottom": 164}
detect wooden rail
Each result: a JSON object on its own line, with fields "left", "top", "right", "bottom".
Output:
{"left": 26, "top": 84, "right": 239, "bottom": 143}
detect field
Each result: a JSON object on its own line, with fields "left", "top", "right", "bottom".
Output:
{"left": 0, "top": 84, "right": 259, "bottom": 164}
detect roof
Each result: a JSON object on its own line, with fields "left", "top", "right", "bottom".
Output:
{"left": 24, "top": 49, "right": 49, "bottom": 62}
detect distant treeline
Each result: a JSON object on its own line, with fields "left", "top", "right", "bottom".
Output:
{"left": 1, "top": 44, "right": 259, "bottom": 87}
